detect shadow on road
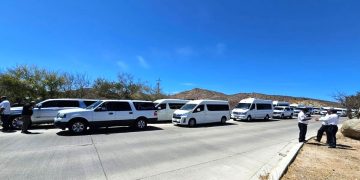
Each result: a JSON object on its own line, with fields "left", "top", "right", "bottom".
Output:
{"left": 56, "top": 126, "right": 163, "bottom": 136}
{"left": 176, "top": 122, "right": 238, "bottom": 129}
{"left": 306, "top": 142, "right": 356, "bottom": 151}
{"left": 233, "top": 119, "right": 280, "bottom": 123}
{"left": 30, "top": 124, "right": 55, "bottom": 130}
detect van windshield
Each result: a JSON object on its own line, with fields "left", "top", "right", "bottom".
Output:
{"left": 274, "top": 107, "right": 284, "bottom": 111}
{"left": 86, "top": 101, "right": 103, "bottom": 109}
{"left": 235, "top": 103, "right": 251, "bottom": 109}
{"left": 180, "top": 104, "right": 197, "bottom": 110}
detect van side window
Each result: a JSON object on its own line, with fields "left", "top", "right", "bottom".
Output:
{"left": 41, "top": 101, "right": 58, "bottom": 108}
{"left": 169, "top": 103, "right": 185, "bottom": 109}
{"left": 57, "top": 100, "right": 80, "bottom": 107}
{"left": 194, "top": 105, "right": 204, "bottom": 113}
{"left": 157, "top": 103, "right": 167, "bottom": 110}
{"left": 257, "top": 104, "right": 272, "bottom": 110}
{"left": 207, "top": 104, "right": 230, "bottom": 111}
{"left": 250, "top": 104, "right": 256, "bottom": 110}
{"left": 133, "top": 102, "right": 156, "bottom": 110}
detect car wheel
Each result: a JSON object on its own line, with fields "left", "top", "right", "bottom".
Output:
{"left": 289, "top": 114, "right": 293, "bottom": 119}
{"left": 246, "top": 116, "right": 252, "bottom": 121}
{"left": 136, "top": 118, "right": 147, "bottom": 130}
{"left": 11, "top": 117, "right": 22, "bottom": 129}
{"left": 265, "top": 115, "right": 270, "bottom": 120}
{"left": 69, "top": 120, "right": 87, "bottom": 134}
{"left": 188, "top": 118, "right": 196, "bottom": 127}
{"left": 220, "top": 116, "right": 227, "bottom": 124}
{"left": 281, "top": 114, "right": 284, "bottom": 119}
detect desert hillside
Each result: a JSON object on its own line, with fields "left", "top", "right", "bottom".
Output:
{"left": 170, "top": 88, "right": 340, "bottom": 108}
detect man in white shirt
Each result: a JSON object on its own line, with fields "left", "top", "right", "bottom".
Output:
{"left": 316, "top": 109, "right": 339, "bottom": 148}
{"left": 298, "top": 108, "right": 312, "bottom": 142}
{"left": 316, "top": 111, "right": 330, "bottom": 143}
{"left": 0, "top": 96, "right": 12, "bottom": 132}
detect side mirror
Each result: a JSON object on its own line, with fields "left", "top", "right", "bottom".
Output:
{"left": 95, "top": 107, "right": 105, "bottom": 112}
{"left": 36, "top": 104, "right": 42, "bottom": 109}
{"left": 196, "top": 108, "right": 201, "bottom": 112}
{"left": 158, "top": 106, "right": 162, "bottom": 110}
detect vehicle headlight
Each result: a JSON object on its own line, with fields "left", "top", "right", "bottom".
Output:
{"left": 58, "top": 113, "right": 66, "bottom": 118}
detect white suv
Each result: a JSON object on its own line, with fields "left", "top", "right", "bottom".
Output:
{"left": 54, "top": 100, "right": 158, "bottom": 134}
{"left": 273, "top": 106, "right": 294, "bottom": 119}
{"left": 10, "top": 99, "right": 97, "bottom": 128}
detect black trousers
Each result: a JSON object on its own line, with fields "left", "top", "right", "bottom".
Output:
{"left": 316, "top": 125, "right": 330, "bottom": 143}
{"left": 327, "top": 125, "right": 338, "bottom": 148}
{"left": 298, "top": 123, "right": 308, "bottom": 142}
{"left": 1, "top": 114, "right": 11, "bottom": 131}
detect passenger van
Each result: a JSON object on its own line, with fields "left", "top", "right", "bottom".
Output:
{"left": 231, "top": 98, "right": 273, "bottom": 121}
{"left": 273, "top": 101, "right": 290, "bottom": 107}
{"left": 172, "top": 100, "right": 230, "bottom": 127}
{"left": 154, "top": 99, "right": 190, "bottom": 121}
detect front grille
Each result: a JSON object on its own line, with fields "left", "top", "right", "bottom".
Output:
{"left": 233, "top": 112, "right": 240, "bottom": 115}
{"left": 173, "top": 114, "right": 181, "bottom": 119}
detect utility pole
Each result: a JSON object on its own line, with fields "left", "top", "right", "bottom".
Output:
{"left": 156, "top": 78, "right": 161, "bottom": 95}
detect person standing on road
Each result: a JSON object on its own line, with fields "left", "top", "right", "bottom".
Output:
{"left": 0, "top": 96, "right": 12, "bottom": 132}
{"left": 298, "top": 108, "right": 312, "bottom": 142}
{"left": 21, "top": 101, "right": 35, "bottom": 134}
{"left": 316, "top": 109, "right": 339, "bottom": 148}
{"left": 316, "top": 110, "right": 331, "bottom": 143}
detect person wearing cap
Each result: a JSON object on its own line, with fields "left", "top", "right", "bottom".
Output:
{"left": 298, "top": 108, "right": 312, "bottom": 142}
{"left": 21, "top": 101, "right": 35, "bottom": 134}
{"left": 316, "top": 109, "right": 339, "bottom": 148}
{"left": 0, "top": 96, "right": 12, "bottom": 132}
{"left": 316, "top": 110, "right": 331, "bottom": 143}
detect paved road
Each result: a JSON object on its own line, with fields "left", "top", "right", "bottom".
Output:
{"left": 0, "top": 117, "right": 344, "bottom": 180}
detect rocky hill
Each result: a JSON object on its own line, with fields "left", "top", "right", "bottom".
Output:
{"left": 170, "top": 88, "right": 340, "bottom": 108}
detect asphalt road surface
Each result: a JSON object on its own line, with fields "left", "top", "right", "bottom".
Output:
{"left": 0, "top": 116, "right": 344, "bottom": 180}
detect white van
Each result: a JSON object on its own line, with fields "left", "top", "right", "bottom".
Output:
{"left": 273, "top": 101, "right": 290, "bottom": 107}
{"left": 154, "top": 99, "right": 190, "bottom": 121}
{"left": 231, "top": 98, "right": 273, "bottom": 121}
{"left": 172, "top": 100, "right": 230, "bottom": 127}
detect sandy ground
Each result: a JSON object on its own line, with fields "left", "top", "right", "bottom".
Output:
{"left": 282, "top": 132, "right": 360, "bottom": 180}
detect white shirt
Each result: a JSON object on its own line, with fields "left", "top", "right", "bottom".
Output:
{"left": 319, "top": 114, "right": 339, "bottom": 125}
{"left": 0, "top": 100, "right": 11, "bottom": 115}
{"left": 298, "top": 111, "right": 311, "bottom": 124}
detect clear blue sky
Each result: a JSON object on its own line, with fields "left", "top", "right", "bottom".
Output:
{"left": 1, "top": 0, "right": 359, "bottom": 101}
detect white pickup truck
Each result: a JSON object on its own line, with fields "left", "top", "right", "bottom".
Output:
{"left": 54, "top": 100, "right": 158, "bottom": 134}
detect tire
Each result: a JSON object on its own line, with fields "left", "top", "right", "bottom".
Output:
{"left": 289, "top": 114, "right": 293, "bottom": 119}
{"left": 188, "top": 118, "right": 196, "bottom": 127}
{"left": 281, "top": 114, "right": 284, "bottom": 119}
{"left": 220, "top": 116, "right": 227, "bottom": 124}
{"left": 11, "top": 117, "right": 22, "bottom": 129}
{"left": 69, "top": 119, "right": 88, "bottom": 134}
{"left": 265, "top": 115, "right": 270, "bottom": 120}
{"left": 135, "top": 118, "right": 147, "bottom": 130}
{"left": 246, "top": 116, "right": 252, "bottom": 121}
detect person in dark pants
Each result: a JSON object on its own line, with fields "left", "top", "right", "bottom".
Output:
{"left": 316, "top": 109, "right": 339, "bottom": 148}
{"left": 21, "top": 101, "right": 35, "bottom": 134}
{"left": 297, "top": 109, "right": 312, "bottom": 142}
{"left": 316, "top": 111, "right": 331, "bottom": 143}
{"left": 0, "top": 96, "right": 12, "bottom": 132}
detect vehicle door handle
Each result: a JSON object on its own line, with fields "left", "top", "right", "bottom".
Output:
{"left": 129, "top": 112, "right": 133, "bottom": 114}
{"left": 109, "top": 112, "right": 114, "bottom": 115}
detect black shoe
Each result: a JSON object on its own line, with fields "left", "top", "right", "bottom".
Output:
{"left": 328, "top": 146, "right": 336, "bottom": 148}
{"left": 21, "top": 131, "right": 31, "bottom": 134}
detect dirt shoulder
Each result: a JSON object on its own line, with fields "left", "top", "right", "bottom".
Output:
{"left": 282, "top": 133, "right": 360, "bottom": 180}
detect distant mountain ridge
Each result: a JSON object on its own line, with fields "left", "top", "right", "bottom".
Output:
{"left": 170, "top": 88, "right": 340, "bottom": 108}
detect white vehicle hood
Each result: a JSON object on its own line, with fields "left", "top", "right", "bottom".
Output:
{"left": 174, "top": 110, "right": 191, "bottom": 115}
{"left": 232, "top": 108, "right": 249, "bottom": 113}
{"left": 58, "top": 108, "right": 92, "bottom": 114}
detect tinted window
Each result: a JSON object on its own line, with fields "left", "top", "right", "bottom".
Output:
{"left": 57, "top": 100, "right": 80, "bottom": 107}
{"left": 41, "top": 101, "right": 58, "bottom": 108}
{"left": 250, "top": 104, "right": 256, "bottom": 110}
{"left": 156, "top": 103, "right": 167, "bottom": 110}
{"left": 133, "top": 102, "right": 156, "bottom": 110}
{"left": 257, "top": 104, "right": 272, "bottom": 110}
{"left": 103, "top": 102, "right": 131, "bottom": 111}
{"left": 169, "top": 103, "right": 186, "bottom": 109}
{"left": 207, "top": 104, "right": 229, "bottom": 111}
{"left": 193, "top": 104, "right": 204, "bottom": 113}
{"left": 84, "top": 100, "right": 97, "bottom": 107}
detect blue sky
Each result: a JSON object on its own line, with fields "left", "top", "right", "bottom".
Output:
{"left": 1, "top": 0, "right": 360, "bottom": 101}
